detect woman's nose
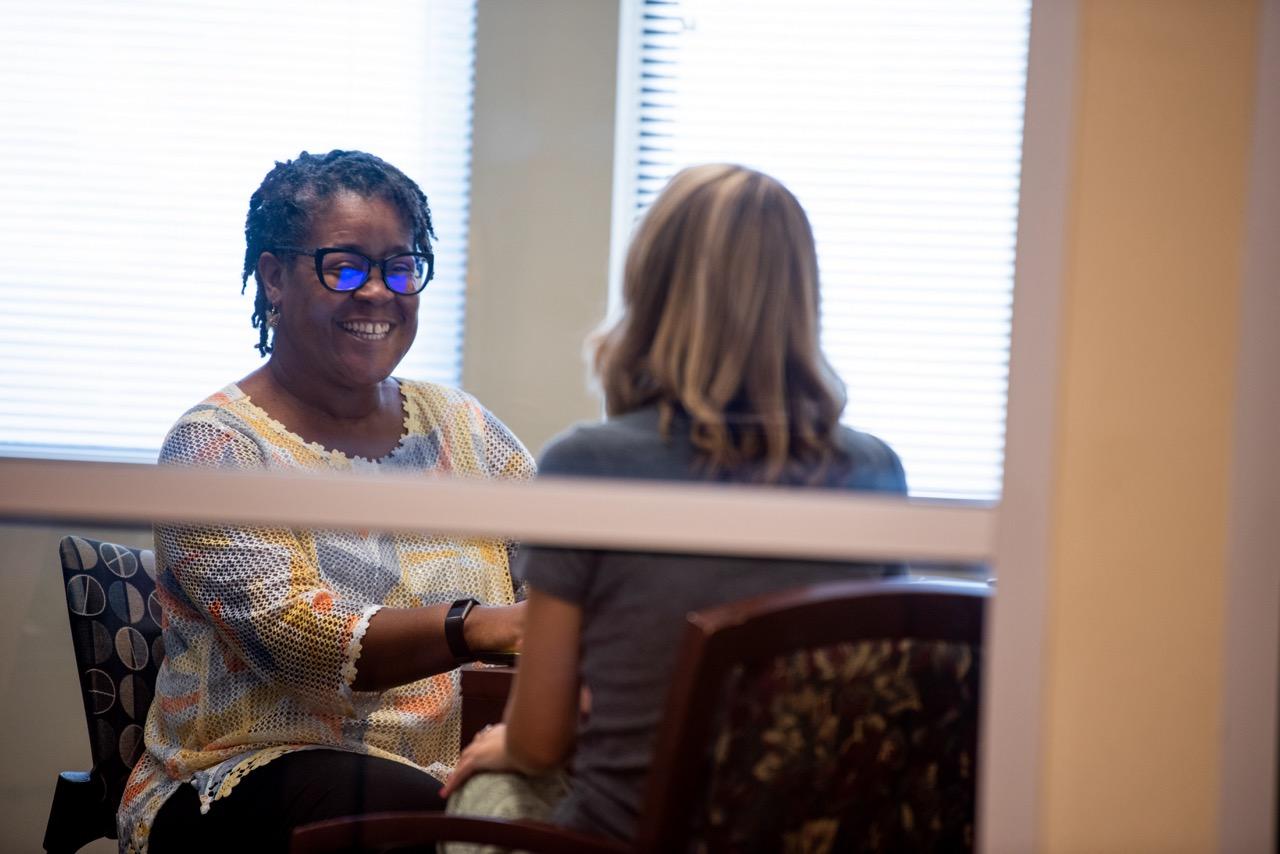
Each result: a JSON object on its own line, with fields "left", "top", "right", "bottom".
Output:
{"left": 353, "top": 270, "right": 396, "bottom": 303}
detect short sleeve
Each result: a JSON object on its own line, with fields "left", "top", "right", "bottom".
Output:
{"left": 515, "top": 545, "right": 598, "bottom": 606}
{"left": 840, "top": 429, "right": 909, "bottom": 496}
{"left": 531, "top": 423, "right": 615, "bottom": 479}
{"left": 868, "top": 434, "right": 908, "bottom": 495}
{"left": 512, "top": 426, "right": 602, "bottom": 604}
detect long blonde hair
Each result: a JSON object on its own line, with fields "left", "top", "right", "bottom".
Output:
{"left": 592, "top": 164, "right": 847, "bottom": 483}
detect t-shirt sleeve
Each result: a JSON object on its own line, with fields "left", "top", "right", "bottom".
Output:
{"left": 841, "top": 429, "right": 909, "bottom": 496}
{"left": 869, "top": 434, "right": 908, "bottom": 495}
{"left": 516, "top": 545, "right": 598, "bottom": 606}
{"left": 154, "top": 412, "right": 380, "bottom": 717}
{"left": 512, "top": 427, "right": 601, "bottom": 605}
{"left": 849, "top": 432, "right": 910, "bottom": 576}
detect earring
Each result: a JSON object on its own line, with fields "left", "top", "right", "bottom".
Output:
{"left": 267, "top": 307, "right": 280, "bottom": 328}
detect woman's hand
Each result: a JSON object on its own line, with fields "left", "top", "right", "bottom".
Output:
{"left": 440, "top": 723, "right": 514, "bottom": 797}
{"left": 464, "top": 602, "right": 525, "bottom": 654}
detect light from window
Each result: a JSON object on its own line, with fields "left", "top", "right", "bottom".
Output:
{"left": 625, "top": 0, "right": 1031, "bottom": 499}
{"left": 0, "top": 0, "right": 477, "bottom": 462}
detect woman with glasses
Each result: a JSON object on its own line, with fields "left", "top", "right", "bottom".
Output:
{"left": 439, "top": 164, "right": 908, "bottom": 844}
{"left": 119, "top": 150, "right": 534, "bottom": 853}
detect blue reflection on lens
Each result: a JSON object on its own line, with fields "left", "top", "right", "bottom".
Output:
{"left": 336, "top": 267, "right": 365, "bottom": 290}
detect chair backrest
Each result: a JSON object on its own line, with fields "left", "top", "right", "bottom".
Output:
{"left": 58, "top": 535, "right": 163, "bottom": 838}
{"left": 635, "top": 578, "right": 988, "bottom": 853}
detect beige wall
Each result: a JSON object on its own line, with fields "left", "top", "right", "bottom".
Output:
{"left": 1220, "top": 0, "right": 1280, "bottom": 846}
{"left": 1039, "top": 1, "right": 1259, "bottom": 850}
{"left": 0, "top": 523, "right": 148, "bottom": 853}
{"left": 462, "top": 0, "right": 620, "bottom": 455}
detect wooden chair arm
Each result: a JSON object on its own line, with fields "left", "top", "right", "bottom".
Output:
{"left": 291, "top": 811, "right": 631, "bottom": 854}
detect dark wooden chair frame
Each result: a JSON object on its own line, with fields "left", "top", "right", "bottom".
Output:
{"left": 291, "top": 577, "right": 988, "bottom": 854}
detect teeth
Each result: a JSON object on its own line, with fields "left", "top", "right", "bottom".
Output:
{"left": 340, "top": 321, "right": 391, "bottom": 340}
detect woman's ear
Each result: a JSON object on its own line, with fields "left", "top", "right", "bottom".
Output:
{"left": 257, "top": 250, "right": 287, "bottom": 308}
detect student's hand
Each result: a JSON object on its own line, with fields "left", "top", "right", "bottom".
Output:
{"left": 441, "top": 723, "right": 514, "bottom": 798}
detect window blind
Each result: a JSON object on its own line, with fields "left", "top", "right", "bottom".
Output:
{"left": 626, "top": 0, "right": 1031, "bottom": 499}
{"left": 0, "top": 0, "right": 477, "bottom": 462}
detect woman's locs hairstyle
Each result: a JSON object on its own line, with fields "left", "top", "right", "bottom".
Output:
{"left": 591, "top": 164, "right": 848, "bottom": 483}
{"left": 240, "top": 150, "right": 437, "bottom": 356}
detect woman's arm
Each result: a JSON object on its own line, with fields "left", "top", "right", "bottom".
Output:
{"left": 355, "top": 392, "right": 534, "bottom": 691}
{"left": 504, "top": 588, "right": 582, "bottom": 771}
{"left": 440, "top": 587, "right": 581, "bottom": 795}
{"left": 158, "top": 412, "right": 522, "bottom": 707}
{"left": 352, "top": 602, "right": 523, "bottom": 691}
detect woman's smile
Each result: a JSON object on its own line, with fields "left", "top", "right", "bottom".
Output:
{"left": 338, "top": 319, "right": 394, "bottom": 341}
{"left": 262, "top": 190, "right": 422, "bottom": 391}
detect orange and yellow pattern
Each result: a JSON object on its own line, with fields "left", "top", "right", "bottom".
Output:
{"left": 118, "top": 380, "right": 534, "bottom": 852}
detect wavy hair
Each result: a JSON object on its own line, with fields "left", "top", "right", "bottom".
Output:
{"left": 592, "top": 164, "right": 847, "bottom": 482}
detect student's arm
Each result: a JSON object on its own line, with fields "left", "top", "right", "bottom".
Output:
{"left": 441, "top": 587, "right": 581, "bottom": 795}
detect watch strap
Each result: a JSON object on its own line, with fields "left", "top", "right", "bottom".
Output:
{"left": 445, "top": 598, "right": 479, "bottom": 662}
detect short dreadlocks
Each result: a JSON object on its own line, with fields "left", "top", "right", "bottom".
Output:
{"left": 241, "top": 150, "right": 436, "bottom": 356}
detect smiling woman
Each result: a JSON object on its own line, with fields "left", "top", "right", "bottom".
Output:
{"left": 245, "top": 188, "right": 427, "bottom": 457}
{"left": 117, "top": 150, "right": 535, "bottom": 853}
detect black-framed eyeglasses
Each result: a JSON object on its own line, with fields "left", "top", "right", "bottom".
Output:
{"left": 274, "top": 246, "right": 435, "bottom": 296}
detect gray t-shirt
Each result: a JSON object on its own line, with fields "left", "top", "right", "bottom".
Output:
{"left": 515, "top": 406, "right": 907, "bottom": 841}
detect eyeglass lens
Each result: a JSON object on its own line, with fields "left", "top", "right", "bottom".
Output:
{"left": 321, "top": 251, "right": 427, "bottom": 295}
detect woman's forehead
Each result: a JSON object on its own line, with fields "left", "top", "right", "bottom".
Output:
{"left": 305, "top": 191, "right": 413, "bottom": 249}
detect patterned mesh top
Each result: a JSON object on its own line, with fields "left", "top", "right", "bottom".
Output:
{"left": 117, "top": 380, "right": 535, "bottom": 852}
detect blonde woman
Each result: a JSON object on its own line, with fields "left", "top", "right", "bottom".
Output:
{"left": 441, "top": 164, "right": 907, "bottom": 841}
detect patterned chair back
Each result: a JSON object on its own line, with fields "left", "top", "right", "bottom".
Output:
{"left": 636, "top": 579, "right": 987, "bottom": 854}
{"left": 56, "top": 535, "right": 163, "bottom": 841}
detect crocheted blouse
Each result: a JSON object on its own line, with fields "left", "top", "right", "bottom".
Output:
{"left": 117, "top": 380, "right": 535, "bottom": 853}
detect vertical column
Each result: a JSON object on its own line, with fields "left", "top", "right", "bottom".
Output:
{"left": 1219, "top": 0, "right": 1280, "bottom": 849}
{"left": 986, "top": 0, "right": 1264, "bottom": 850}
{"left": 465, "top": 0, "right": 620, "bottom": 453}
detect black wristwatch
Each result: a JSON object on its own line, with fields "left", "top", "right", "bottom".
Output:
{"left": 444, "top": 597, "right": 479, "bottom": 662}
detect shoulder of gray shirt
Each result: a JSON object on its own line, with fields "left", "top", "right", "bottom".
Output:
{"left": 535, "top": 408, "right": 907, "bottom": 494}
